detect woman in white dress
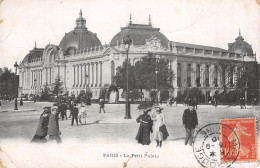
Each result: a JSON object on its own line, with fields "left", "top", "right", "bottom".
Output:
{"left": 151, "top": 106, "right": 168, "bottom": 147}
{"left": 79, "top": 102, "right": 87, "bottom": 125}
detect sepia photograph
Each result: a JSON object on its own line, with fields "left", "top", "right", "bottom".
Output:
{"left": 0, "top": 0, "right": 260, "bottom": 167}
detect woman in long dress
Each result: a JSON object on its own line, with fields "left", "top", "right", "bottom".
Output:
{"left": 79, "top": 102, "right": 87, "bottom": 125}
{"left": 31, "top": 107, "right": 51, "bottom": 143}
{"left": 136, "top": 108, "right": 153, "bottom": 145}
{"left": 152, "top": 106, "right": 169, "bottom": 147}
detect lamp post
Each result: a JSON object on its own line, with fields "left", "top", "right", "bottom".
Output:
{"left": 14, "top": 61, "right": 18, "bottom": 110}
{"left": 124, "top": 36, "right": 132, "bottom": 119}
{"left": 34, "top": 79, "right": 37, "bottom": 102}
{"left": 245, "top": 78, "right": 248, "bottom": 107}
{"left": 155, "top": 58, "right": 159, "bottom": 105}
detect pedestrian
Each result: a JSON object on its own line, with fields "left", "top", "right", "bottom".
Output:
{"left": 47, "top": 105, "right": 62, "bottom": 143}
{"left": 182, "top": 100, "right": 198, "bottom": 146}
{"left": 136, "top": 107, "right": 153, "bottom": 145}
{"left": 86, "top": 97, "right": 91, "bottom": 106}
{"left": 169, "top": 98, "right": 173, "bottom": 107}
{"left": 20, "top": 98, "right": 23, "bottom": 106}
{"left": 71, "top": 103, "right": 78, "bottom": 126}
{"left": 99, "top": 98, "right": 105, "bottom": 113}
{"left": 151, "top": 106, "right": 168, "bottom": 147}
{"left": 79, "top": 101, "right": 87, "bottom": 125}
{"left": 0, "top": 100, "right": 2, "bottom": 112}
{"left": 240, "top": 97, "right": 246, "bottom": 109}
{"left": 31, "top": 107, "right": 51, "bottom": 143}
{"left": 60, "top": 102, "right": 67, "bottom": 120}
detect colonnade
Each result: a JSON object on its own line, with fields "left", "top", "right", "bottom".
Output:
{"left": 31, "top": 69, "right": 43, "bottom": 88}
{"left": 72, "top": 62, "right": 103, "bottom": 88}
{"left": 178, "top": 62, "right": 242, "bottom": 88}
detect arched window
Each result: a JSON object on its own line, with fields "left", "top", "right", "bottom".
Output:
{"left": 205, "top": 65, "right": 209, "bottom": 87}
{"left": 187, "top": 64, "right": 191, "bottom": 87}
{"left": 177, "top": 63, "right": 181, "bottom": 87}
{"left": 111, "top": 61, "right": 115, "bottom": 83}
{"left": 196, "top": 64, "right": 201, "bottom": 87}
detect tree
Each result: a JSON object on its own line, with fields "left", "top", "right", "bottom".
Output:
{"left": 0, "top": 67, "right": 17, "bottom": 100}
{"left": 40, "top": 84, "right": 51, "bottom": 101}
{"left": 114, "top": 53, "right": 175, "bottom": 101}
{"left": 51, "top": 75, "right": 63, "bottom": 96}
{"left": 235, "top": 61, "right": 259, "bottom": 104}
{"left": 135, "top": 53, "right": 175, "bottom": 91}
{"left": 114, "top": 59, "right": 136, "bottom": 91}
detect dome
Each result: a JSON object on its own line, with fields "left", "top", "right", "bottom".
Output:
{"left": 110, "top": 18, "right": 169, "bottom": 48}
{"left": 59, "top": 10, "right": 102, "bottom": 55}
{"left": 22, "top": 44, "right": 44, "bottom": 63}
{"left": 228, "top": 30, "right": 253, "bottom": 55}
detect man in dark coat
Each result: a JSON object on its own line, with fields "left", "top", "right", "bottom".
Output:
{"left": 59, "top": 102, "right": 67, "bottom": 120}
{"left": 182, "top": 100, "right": 198, "bottom": 146}
{"left": 71, "top": 103, "right": 78, "bottom": 126}
{"left": 99, "top": 98, "right": 105, "bottom": 113}
{"left": 47, "top": 106, "right": 61, "bottom": 143}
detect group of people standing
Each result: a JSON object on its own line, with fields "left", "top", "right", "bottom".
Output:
{"left": 31, "top": 105, "right": 61, "bottom": 143}
{"left": 136, "top": 105, "right": 169, "bottom": 148}
{"left": 136, "top": 100, "right": 198, "bottom": 147}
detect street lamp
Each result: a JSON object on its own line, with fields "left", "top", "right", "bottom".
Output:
{"left": 245, "top": 78, "right": 248, "bottom": 107}
{"left": 34, "top": 79, "right": 37, "bottom": 102}
{"left": 123, "top": 36, "right": 132, "bottom": 119}
{"left": 155, "top": 58, "right": 159, "bottom": 105}
{"left": 14, "top": 61, "right": 18, "bottom": 110}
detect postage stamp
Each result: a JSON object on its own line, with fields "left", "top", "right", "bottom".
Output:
{"left": 193, "top": 123, "right": 240, "bottom": 168}
{"left": 220, "top": 118, "right": 257, "bottom": 162}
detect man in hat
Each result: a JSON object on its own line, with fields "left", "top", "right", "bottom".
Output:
{"left": 99, "top": 98, "right": 105, "bottom": 113}
{"left": 71, "top": 103, "right": 79, "bottom": 126}
{"left": 47, "top": 105, "right": 62, "bottom": 143}
{"left": 182, "top": 100, "right": 198, "bottom": 146}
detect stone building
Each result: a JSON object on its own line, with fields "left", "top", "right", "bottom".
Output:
{"left": 18, "top": 10, "right": 256, "bottom": 101}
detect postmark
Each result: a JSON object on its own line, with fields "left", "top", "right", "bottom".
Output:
{"left": 220, "top": 118, "right": 257, "bottom": 162}
{"left": 193, "top": 123, "right": 240, "bottom": 168}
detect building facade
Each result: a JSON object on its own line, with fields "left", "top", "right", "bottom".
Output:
{"left": 18, "top": 10, "right": 256, "bottom": 100}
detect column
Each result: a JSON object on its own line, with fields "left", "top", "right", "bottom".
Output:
{"left": 200, "top": 63, "right": 205, "bottom": 87}
{"left": 73, "top": 65, "right": 75, "bottom": 87}
{"left": 87, "top": 64, "right": 90, "bottom": 85}
{"left": 91, "top": 63, "right": 94, "bottom": 86}
{"left": 170, "top": 57, "right": 177, "bottom": 97}
{"left": 100, "top": 62, "right": 102, "bottom": 85}
{"left": 93, "top": 63, "right": 96, "bottom": 86}
{"left": 209, "top": 65, "right": 214, "bottom": 87}
{"left": 80, "top": 64, "right": 83, "bottom": 87}
{"left": 218, "top": 66, "right": 222, "bottom": 87}
{"left": 77, "top": 65, "right": 79, "bottom": 86}
{"left": 84, "top": 64, "right": 86, "bottom": 86}
{"left": 191, "top": 63, "right": 196, "bottom": 87}
{"left": 96, "top": 63, "right": 99, "bottom": 86}
{"left": 181, "top": 62, "right": 186, "bottom": 87}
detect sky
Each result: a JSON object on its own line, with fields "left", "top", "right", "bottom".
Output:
{"left": 0, "top": 0, "right": 260, "bottom": 71}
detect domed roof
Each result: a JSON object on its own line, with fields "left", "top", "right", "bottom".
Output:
{"left": 59, "top": 10, "right": 102, "bottom": 55}
{"left": 228, "top": 30, "right": 253, "bottom": 55}
{"left": 22, "top": 43, "right": 44, "bottom": 63}
{"left": 110, "top": 17, "right": 169, "bottom": 48}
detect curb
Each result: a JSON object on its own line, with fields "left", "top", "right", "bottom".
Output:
{"left": 0, "top": 109, "right": 36, "bottom": 113}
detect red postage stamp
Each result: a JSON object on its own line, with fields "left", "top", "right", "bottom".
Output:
{"left": 220, "top": 118, "right": 257, "bottom": 162}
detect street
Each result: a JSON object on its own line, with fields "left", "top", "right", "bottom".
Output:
{"left": 0, "top": 101, "right": 259, "bottom": 168}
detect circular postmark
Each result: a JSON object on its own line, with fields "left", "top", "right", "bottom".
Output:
{"left": 193, "top": 123, "right": 240, "bottom": 168}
